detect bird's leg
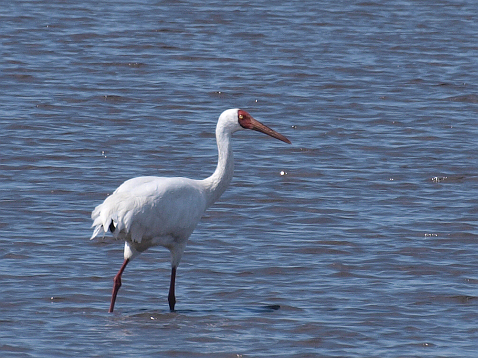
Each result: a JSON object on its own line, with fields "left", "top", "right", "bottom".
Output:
{"left": 168, "top": 266, "right": 177, "bottom": 311}
{"left": 109, "top": 258, "right": 129, "bottom": 313}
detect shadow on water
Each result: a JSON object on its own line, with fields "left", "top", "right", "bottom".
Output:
{"left": 125, "top": 304, "right": 281, "bottom": 319}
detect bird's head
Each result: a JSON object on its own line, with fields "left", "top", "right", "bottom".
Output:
{"left": 218, "top": 108, "right": 291, "bottom": 144}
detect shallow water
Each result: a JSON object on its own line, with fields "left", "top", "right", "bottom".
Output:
{"left": 1, "top": 0, "right": 478, "bottom": 357}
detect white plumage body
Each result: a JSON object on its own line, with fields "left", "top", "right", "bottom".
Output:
{"left": 91, "top": 176, "right": 208, "bottom": 265}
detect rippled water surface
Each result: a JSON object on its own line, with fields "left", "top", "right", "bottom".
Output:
{"left": 1, "top": 1, "right": 478, "bottom": 357}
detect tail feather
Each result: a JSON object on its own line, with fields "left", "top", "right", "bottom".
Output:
{"left": 90, "top": 191, "right": 149, "bottom": 243}
{"left": 90, "top": 224, "right": 104, "bottom": 240}
{"left": 90, "top": 203, "right": 110, "bottom": 240}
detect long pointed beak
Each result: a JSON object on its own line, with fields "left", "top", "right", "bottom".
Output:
{"left": 250, "top": 118, "right": 291, "bottom": 144}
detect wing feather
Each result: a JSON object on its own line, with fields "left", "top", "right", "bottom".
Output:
{"left": 91, "top": 176, "right": 207, "bottom": 244}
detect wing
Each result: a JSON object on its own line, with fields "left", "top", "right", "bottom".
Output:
{"left": 91, "top": 176, "right": 208, "bottom": 243}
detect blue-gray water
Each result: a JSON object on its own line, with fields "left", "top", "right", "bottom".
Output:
{"left": 1, "top": 1, "right": 478, "bottom": 357}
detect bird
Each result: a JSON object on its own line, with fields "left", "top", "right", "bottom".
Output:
{"left": 90, "top": 108, "right": 291, "bottom": 312}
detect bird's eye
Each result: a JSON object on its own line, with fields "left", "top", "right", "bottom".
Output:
{"left": 238, "top": 114, "right": 244, "bottom": 120}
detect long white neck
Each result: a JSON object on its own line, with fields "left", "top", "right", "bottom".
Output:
{"left": 201, "top": 125, "right": 234, "bottom": 208}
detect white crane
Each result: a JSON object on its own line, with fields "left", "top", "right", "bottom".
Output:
{"left": 91, "top": 108, "right": 291, "bottom": 312}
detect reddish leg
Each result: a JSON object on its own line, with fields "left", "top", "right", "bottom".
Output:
{"left": 109, "top": 258, "right": 129, "bottom": 313}
{"left": 168, "top": 266, "right": 177, "bottom": 311}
